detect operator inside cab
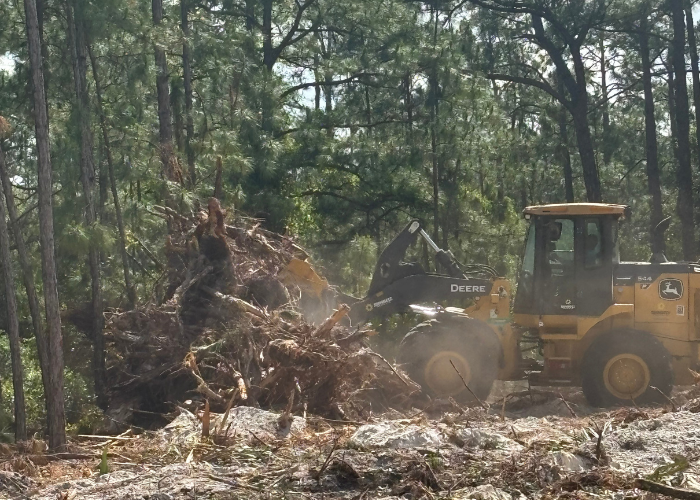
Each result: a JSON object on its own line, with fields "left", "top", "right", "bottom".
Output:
{"left": 545, "top": 221, "right": 563, "bottom": 269}
{"left": 585, "top": 233, "right": 601, "bottom": 268}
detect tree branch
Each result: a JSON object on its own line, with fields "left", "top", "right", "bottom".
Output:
{"left": 531, "top": 15, "right": 579, "bottom": 97}
{"left": 279, "top": 72, "right": 375, "bottom": 99}
{"left": 487, "top": 73, "right": 569, "bottom": 108}
{"left": 467, "top": 0, "right": 571, "bottom": 42}
{"left": 273, "top": 0, "right": 318, "bottom": 59}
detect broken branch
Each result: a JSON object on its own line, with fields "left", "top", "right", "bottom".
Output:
{"left": 449, "top": 359, "right": 488, "bottom": 410}
{"left": 314, "top": 304, "right": 350, "bottom": 337}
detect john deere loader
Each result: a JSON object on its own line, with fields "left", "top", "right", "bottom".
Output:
{"left": 288, "top": 203, "right": 700, "bottom": 407}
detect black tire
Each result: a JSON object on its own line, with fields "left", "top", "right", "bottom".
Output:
{"left": 397, "top": 317, "right": 500, "bottom": 403}
{"left": 581, "top": 329, "right": 673, "bottom": 407}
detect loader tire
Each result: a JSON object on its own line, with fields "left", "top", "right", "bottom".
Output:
{"left": 581, "top": 329, "right": 673, "bottom": 407}
{"left": 397, "top": 317, "right": 500, "bottom": 404}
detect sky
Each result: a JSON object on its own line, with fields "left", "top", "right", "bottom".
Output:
{"left": 0, "top": 53, "right": 14, "bottom": 74}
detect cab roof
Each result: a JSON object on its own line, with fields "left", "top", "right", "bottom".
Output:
{"left": 523, "top": 203, "right": 629, "bottom": 217}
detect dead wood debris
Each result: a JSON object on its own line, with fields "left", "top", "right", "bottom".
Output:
{"left": 99, "top": 198, "right": 422, "bottom": 428}
{"left": 635, "top": 478, "right": 700, "bottom": 500}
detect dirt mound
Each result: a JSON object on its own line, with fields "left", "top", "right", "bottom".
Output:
{"left": 102, "top": 199, "right": 422, "bottom": 429}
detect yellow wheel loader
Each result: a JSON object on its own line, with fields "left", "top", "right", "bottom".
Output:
{"left": 286, "top": 203, "right": 699, "bottom": 407}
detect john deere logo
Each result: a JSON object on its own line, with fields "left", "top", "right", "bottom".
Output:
{"left": 659, "top": 279, "right": 683, "bottom": 300}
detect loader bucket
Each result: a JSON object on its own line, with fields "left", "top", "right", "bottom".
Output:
{"left": 279, "top": 258, "right": 329, "bottom": 298}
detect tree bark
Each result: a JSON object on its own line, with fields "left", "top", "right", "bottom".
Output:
{"left": 0, "top": 133, "right": 50, "bottom": 414}
{"left": 639, "top": 19, "right": 664, "bottom": 256}
{"left": 88, "top": 45, "right": 136, "bottom": 309}
{"left": 0, "top": 146, "right": 26, "bottom": 442}
{"left": 172, "top": 81, "right": 184, "bottom": 153}
{"left": 245, "top": 0, "right": 255, "bottom": 31}
{"left": 600, "top": 37, "right": 612, "bottom": 166}
{"left": 152, "top": 0, "right": 177, "bottom": 182}
{"left": 670, "top": 0, "right": 695, "bottom": 260}
{"left": 569, "top": 45, "right": 602, "bottom": 202}
{"left": 429, "top": 65, "right": 440, "bottom": 243}
{"left": 262, "top": 0, "right": 274, "bottom": 71}
{"left": 570, "top": 103, "right": 601, "bottom": 202}
{"left": 558, "top": 108, "right": 574, "bottom": 202}
{"left": 685, "top": 3, "right": 700, "bottom": 164}
{"left": 314, "top": 53, "right": 321, "bottom": 110}
{"left": 324, "top": 32, "right": 333, "bottom": 137}
{"left": 669, "top": 60, "right": 679, "bottom": 157}
{"left": 67, "top": 1, "right": 106, "bottom": 410}
{"left": 430, "top": 4, "right": 440, "bottom": 243}
{"left": 36, "top": 0, "right": 51, "bottom": 122}
{"left": 404, "top": 72, "right": 413, "bottom": 138}
{"left": 181, "top": 0, "right": 196, "bottom": 186}
{"left": 23, "top": 0, "right": 67, "bottom": 451}
{"left": 261, "top": 0, "right": 274, "bottom": 132}
{"left": 325, "top": 73, "right": 333, "bottom": 136}
{"left": 557, "top": 81, "right": 574, "bottom": 202}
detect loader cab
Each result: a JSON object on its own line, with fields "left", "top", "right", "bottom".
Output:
{"left": 514, "top": 203, "right": 628, "bottom": 318}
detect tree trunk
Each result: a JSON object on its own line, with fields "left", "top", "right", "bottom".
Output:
{"left": 88, "top": 45, "right": 136, "bottom": 309}
{"left": 600, "top": 37, "right": 612, "bottom": 166}
{"left": 172, "top": 81, "right": 184, "bottom": 153}
{"left": 23, "top": 0, "right": 67, "bottom": 451}
{"left": 0, "top": 133, "right": 50, "bottom": 413}
{"left": 245, "top": 0, "right": 255, "bottom": 31}
{"left": 262, "top": 0, "right": 274, "bottom": 71}
{"left": 314, "top": 53, "right": 321, "bottom": 110}
{"left": 570, "top": 101, "right": 601, "bottom": 202}
{"left": 639, "top": 21, "right": 665, "bottom": 256}
{"left": 557, "top": 81, "right": 574, "bottom": 202}
{"left": 404, "top": 72, "right": 413, "bottom": 138}
{"left": 669, "top": 60, "right": 679, "bottom": 157}
{"left": 261, "top": 0, "right": 274, "bottom": 132}
{"left": 429, "top": 65, "right": 440, "bottom": 243}
{"left": 671, "top": 0, "right": 695, "bottom": 260}
{"left": 324, "top": 32, "right": 333, "bottom": 137}
{"left": 685, "top": 3, "right": 700, "bottom": 164}
{"left": 36, "top": 0, "right": 51, "bottom": 122}
{"left": 324, "top": 75, "right": 333, "bottom": 135}
{"left": 152, "top": 0, "right": 176, "bottom": 182}
{"left": 570, "top": 46, "right": 602, "bottom": 202}
{"left": 181, "top": 0, "right": 195, "bottom": 186}
{"left": 558, "top": 108, "right": 574, "bottom": 202}
{"left": 67, "top": 2, "right": 106, "bottom": 410}
{"left": 0, "top": 147, "right": 26, "bottom": 442}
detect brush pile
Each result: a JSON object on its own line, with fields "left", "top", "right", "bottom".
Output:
{"left": 103, "top": 199, "right": 422, "bottom": 428}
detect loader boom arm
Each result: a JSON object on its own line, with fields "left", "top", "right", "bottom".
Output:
{"left": 349, "top": 273, "right": 494, "bottom": 324}
{"left": 349, "top": 220, "right": 496, "bottom": 324}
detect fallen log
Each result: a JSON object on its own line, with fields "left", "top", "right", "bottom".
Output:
{"left": 200, "top": 285, "right": 267, "bottom": 319}
{"left": 635, "top": 479, "right": 700, "bottom": 500}
{"left": 77, "top": 435, "right": 135, "bottom": 441}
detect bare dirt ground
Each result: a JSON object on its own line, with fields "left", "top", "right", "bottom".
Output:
{"left": 0, "top": 384, "right": 696, "bottom": 500}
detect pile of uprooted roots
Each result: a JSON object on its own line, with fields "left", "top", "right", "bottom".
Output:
{"left": 103, "top": 199, "right": 422, "bottom": 428}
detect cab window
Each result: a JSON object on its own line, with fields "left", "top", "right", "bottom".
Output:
{"left": 545, "top": 219, "right": 574, "bottom": 276}
{"left": 521, "top": 224, "right": 535, "bottom": 277}
{"left": 584, "top": 218, "right": 603, "bottom": 269}
{"left": 515, "top": 223, "right": 536, "bottom": 306}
